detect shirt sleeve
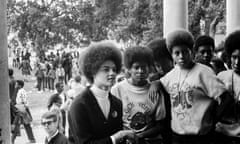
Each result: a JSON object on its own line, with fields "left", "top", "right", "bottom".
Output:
{"left": 199, "top": 68, "right": 227, "bottom": 100}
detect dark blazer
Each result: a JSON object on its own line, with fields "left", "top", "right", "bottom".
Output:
{"left": 68, "top": 87, "right": 123, "bottom": 144}
{"left": 45, "top": 132, "right": 68, "bottom": 144}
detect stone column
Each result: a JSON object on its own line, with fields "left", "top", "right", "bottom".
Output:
{"left": 163, "top": 0, "right": 188, "bottom": 37}
{"left": 0, "top": 0, "right": 11, "bottom": 143}
{"left": 226, "top": 0, "right": 240, "bottom": 34}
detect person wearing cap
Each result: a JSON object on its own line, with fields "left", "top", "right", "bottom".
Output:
{"left": 194, "top": 35, "right": 215, "bottom": 69}
{"left": 160, "top": 29, "right": 233, "bottom": 144}
{"left": 147, "top": 38, "right": 174, "bottom": 81}
{"left": 215, "top": 29, "right": 240, "bottom": 144}
{"left": 41, "top": 111, "right": 68, "bottom": 144}
{"left": 68, "top": 40, "right": 137, "bottom": 144}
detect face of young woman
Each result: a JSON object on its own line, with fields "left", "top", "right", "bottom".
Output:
{"left": 93, "top": 60, "right": 117, "bottom": 90}
{"left": 172, "top": 45, "right": 193, "bottom": 69}
{"left": 128, "top": 62, "right": 150, "bottom": 86}
{"left": 231, "top": 49, "right": 240, "bottom": 74}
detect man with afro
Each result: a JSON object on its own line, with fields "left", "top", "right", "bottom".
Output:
{"left": 194, "top": 35, "right": 215, "bottom": 70}
{"left": 160, "top": 29, "right": 233, "bottom": 144}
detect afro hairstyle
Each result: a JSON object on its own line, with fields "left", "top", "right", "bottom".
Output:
{"left": 147, "top": 38, "right": 172, "bottom": 61}
{"left": 224, "top": 29, "right": 240, "bottom": 57}
{"left": 124, "top": 46, "right": 154, "bottom": 69}
{"left": 166, "top": 29, "right": 194, "bottom": 53}
{"left": 194, "top": 35, "right": 215, "bottom": 52}
{"left": 81, "top": 40, "right": 122, "bottom": 83}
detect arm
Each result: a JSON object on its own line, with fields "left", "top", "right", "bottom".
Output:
{"left": 148, "top": 80, "right": 161, "bottom": 103}
{"left": 216, "top": 91, "right": 235, "bottom": 122}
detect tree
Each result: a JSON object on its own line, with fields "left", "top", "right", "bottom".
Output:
{"left": 188, "top": 0, "right": 225, "bottom": 38}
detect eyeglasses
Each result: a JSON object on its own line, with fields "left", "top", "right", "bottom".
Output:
{"left": 41, "top": 120, "right": 56, "bottom": 126}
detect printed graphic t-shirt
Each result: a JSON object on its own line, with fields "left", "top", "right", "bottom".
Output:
{"left": 111, "top": 79, "right": 165, "bottom": 133}
{"left": 160, "top": 63, "right": 226, "bottom": 135}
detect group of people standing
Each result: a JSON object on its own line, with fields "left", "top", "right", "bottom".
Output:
{"left": 66, "top": 29, "right": 240, "bottom": 144}
{"left": 9, "top": 28, "right": 240, "bottom": 144}
{"left": 34, "top": 51, "right": 79, "bottom": 93}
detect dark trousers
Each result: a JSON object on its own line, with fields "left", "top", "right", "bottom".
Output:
{"left": 48, "top": 78, "right": 55, "bottom": 90}
{"left": 12, "top": 123, "right": 35, "bottom": 143}
{"left": 64, "top": 69, "right": 72, "bottom": 84}
{"left": 24, "top": 123, "right": 35, "bottom": 141}
{"left": 213, "top": 132, "right": 240, "bottom": 144}
{"left": 43, "top": 76, "right": 48, "bottom": 89}
{"left": 37, "top": 77, "right": 43, "bottom": 91}
{"left": 172, "top": 132, "right": 215, "bottom": 144}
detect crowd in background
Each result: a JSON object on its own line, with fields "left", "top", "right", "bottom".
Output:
{"left": 8, "top": 28, "right": 240, "bottom": 144}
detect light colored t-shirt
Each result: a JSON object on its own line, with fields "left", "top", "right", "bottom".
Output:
{"left": 160, "top": 63, "right": 226, "bottom": 135}
{"left": 111, "top": 79, "right": 165, "bottom": 133}
{"left": 216, "top": 70, "right": 240, "bottom": 137}
{"left": 16, "top": 88, "right": 28, "bottom": 105}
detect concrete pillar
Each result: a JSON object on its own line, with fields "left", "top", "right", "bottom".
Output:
{"left": 163, "top": 0, "right": 188, "bottom": 37}
{"left": 226, "top": 0, "right": 240, "bottom": 34}
{"left": 0, "top": 0, "right": 11, "bottom": 144}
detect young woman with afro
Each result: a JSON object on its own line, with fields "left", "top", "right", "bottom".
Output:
{"left": 68, "top": 40, "right": 136, "bottom": 144}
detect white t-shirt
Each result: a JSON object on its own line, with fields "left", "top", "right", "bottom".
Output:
{"left": 16, "top": 88, "right": 28, "bottom": 105}
{"left": 160, "top": 63, "right": 226, "bottom": 135}
{"left": 111, "top": 79, "right": 165, "bottom": 133}
{"left": 216, "top": 70, "right": 240, "bottom": 137}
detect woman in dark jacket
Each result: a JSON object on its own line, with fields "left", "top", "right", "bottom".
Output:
{"left": 68, "top": 40, "right": 136, "bottom": 144}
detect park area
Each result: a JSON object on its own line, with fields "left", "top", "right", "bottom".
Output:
{"left": 12, "top": 66, "right": 52, "bottom": 144}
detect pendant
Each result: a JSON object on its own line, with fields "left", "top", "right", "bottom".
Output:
{"left": 112, "top": 111, "right": 118, "bottom": 118}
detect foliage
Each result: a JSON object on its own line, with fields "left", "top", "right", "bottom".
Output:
{"left": 188, "top": 0, "right": 225, "bottom": 38}
{"left": 7, "top": 0, "right": 226, "bottom": 52}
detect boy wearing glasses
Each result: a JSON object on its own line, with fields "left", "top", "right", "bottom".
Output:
{"left": 41, "top": 111, "right": 68, "bottom": 144}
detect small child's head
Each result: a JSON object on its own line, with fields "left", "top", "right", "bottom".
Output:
{"left": 124, "top": 46, "right": 153, "bottom": 85}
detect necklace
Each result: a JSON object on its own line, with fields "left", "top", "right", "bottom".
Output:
{"left": 178, "top": 68, "right": 191, "bottom": 96}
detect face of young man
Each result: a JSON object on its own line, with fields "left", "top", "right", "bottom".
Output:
{"left": 195, "top": 45, "right": 213, "bottom": 65}
{"left": 171, "top": 45, "right": 193, "bottom": 69}
{"left": 41, "top": 117, "right": 58, "bottom": 137}
{"left": 128, "top": 61, "right": 150, "bottom": 86}
{"left": 231, "top": 49, "right": 240, "bottom": 74}
{"left": 93, "top": 60, "right": 117, "bottom": 90}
